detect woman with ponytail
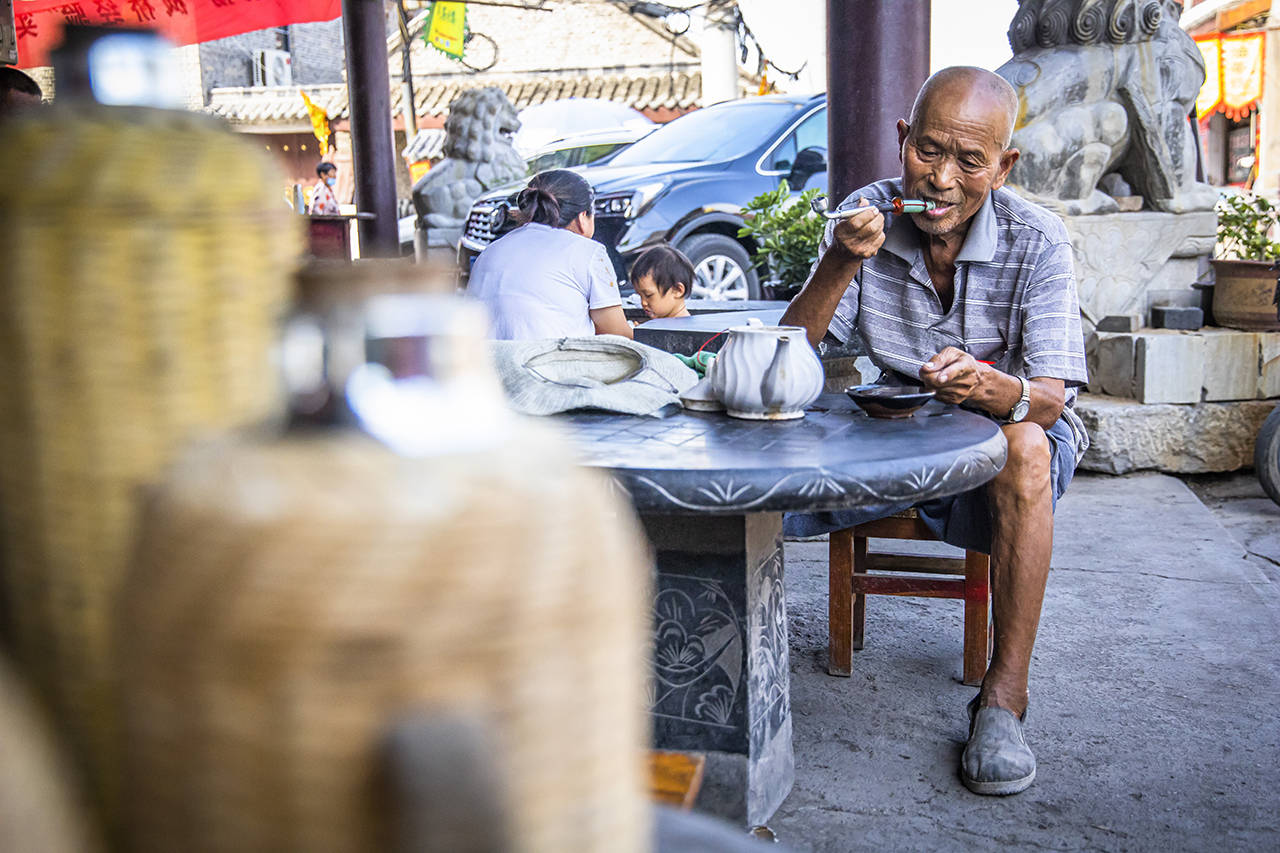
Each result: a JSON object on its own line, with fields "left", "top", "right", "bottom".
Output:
{"left": 467, "top": 169, "right": 633, "bottom": 340}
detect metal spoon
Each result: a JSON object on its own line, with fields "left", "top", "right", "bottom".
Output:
{"left": 809, "top": 195, "right": 937, "bottom": 219}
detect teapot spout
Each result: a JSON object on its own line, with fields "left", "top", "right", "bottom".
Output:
{"left": 761, "top": 336, "right": 791, "bottom": 411}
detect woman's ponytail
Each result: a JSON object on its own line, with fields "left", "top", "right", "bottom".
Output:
{"left": 514, "top": 169, "right": 594, "bottom": 229}
{"left": 516, "top": 185, "right": 562, "bottom": 226}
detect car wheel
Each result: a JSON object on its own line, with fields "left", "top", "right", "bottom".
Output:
{"left": 679, "top": 234, "right": 759, "bottom": 301}
{"left": 1255, "top": 404, "right": 1280, "bottom": 507}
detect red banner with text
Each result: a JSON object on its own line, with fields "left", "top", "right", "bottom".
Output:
{"left": 14, "top": 0, "right": 341, "bottom": 68}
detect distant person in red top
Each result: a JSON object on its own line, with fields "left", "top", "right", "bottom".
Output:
{"left": 0, "top": 67, "right": 43, "bottom": 122}
{"left": 308, "top": 162, "right": 341, "bottom": 215}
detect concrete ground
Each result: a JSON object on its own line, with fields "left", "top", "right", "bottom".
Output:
{"left": 771, "top": 472, "right": 1280, "bottom": 852}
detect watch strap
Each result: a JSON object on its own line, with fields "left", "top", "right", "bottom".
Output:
{"left": 1006, "top": 375, "right": 1031, "bottom": 423}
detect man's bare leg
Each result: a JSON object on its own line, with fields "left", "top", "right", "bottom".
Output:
{"left": 981, "top": 422, "right": 1054, "bottom": 717}
{"left": 960, "top": 422, "right": 1054, "bottom": 795}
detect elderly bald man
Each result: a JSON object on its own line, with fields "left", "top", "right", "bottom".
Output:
{"left": 782, "top": 66, "right": 1088, "bottom": 796}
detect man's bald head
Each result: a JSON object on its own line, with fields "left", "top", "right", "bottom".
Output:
{"left": 909, "top": 66, "right": 1019, "bottom": 149}
{"left": 895, "top": 66, "right": 1022, "bottom": 239}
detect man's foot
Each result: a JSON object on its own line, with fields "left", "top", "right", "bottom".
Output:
{"left": 961, "top": 697, "right": 1036, "bottom": 795}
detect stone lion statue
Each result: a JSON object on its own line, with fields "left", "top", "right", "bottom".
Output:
{"left": 412, "top": 87, "right": 527, "bottom": 248}
{"left": 997, "top": 0, "right": 1218, "bottom": 215}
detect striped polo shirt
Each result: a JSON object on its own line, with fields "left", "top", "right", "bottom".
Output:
{"left": 815, "top": 179, "right": 1090, "bottom": 460}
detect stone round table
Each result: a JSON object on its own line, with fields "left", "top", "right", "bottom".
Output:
{"left": 563, "top": 394, "right": 1007, "bottom": 827}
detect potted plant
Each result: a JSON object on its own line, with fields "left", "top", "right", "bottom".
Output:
{"left": 737, "top": 180, "right": 826, "bottom": 300}
{"left": 1212, "top": 192, "right": 1280, "bottom": 331}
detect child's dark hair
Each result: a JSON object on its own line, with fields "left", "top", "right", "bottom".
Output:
{"left": 515, "top": 169, "right": 595, "bottom": 228}
{"left": 630, "top": 244, "right": 694, "bottom": 296}
{"left": 316, "top": 161, "right": 337, "bottom": 178}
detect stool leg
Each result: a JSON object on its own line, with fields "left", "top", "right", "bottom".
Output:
{"left": 852, "top": 535, "right": 867, "bottom": 652}
{"left": 962, "top": 551, "right": 991, "bottom": 687}
{"left": 828, "top": 529, "right": 853, "bottom": 676}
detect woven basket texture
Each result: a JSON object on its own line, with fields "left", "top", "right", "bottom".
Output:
{"left": 0, "top": 655, "right": 100, "bottom": 852}
{"left": 0, "top": 105, "right": 300, "bottom": 824}
{"left": 119, "top": 424, "right": 651, "bottom": 853}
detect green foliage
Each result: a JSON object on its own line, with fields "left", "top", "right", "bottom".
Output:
{"left": 737, "top": 179, "right": 827, "bottom": 287}
{"left": 1216, "top": 192, "right": 1280, "bottom": 262}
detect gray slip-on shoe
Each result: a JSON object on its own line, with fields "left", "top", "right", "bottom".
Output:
{"left": 961, "top": 696, "right": 1036, "bottom": 796}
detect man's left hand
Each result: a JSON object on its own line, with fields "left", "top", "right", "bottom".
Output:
{"left": 919, "top": 347, "right": 982, "bottom": 404}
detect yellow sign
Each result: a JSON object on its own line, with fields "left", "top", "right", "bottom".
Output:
{"left": 1196, "top": 36, "right": 1222, "bottom": 118}
{"left": 1195, "top": 32, "right": 1266, "bottom": 121}
{"left": 1222, "top": 32, "right": 1265, "bottom": 120}
{"left": 300, "top": 90, "right": 330, "bottom": 155}
{"left": 425, "top": 1, "right": 466, "bottom": 60}
{"left": 409, "top": 161, "right": 432, "bottom": 183}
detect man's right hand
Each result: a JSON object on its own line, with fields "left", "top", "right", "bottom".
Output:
{"left": 829, "top": 199, "right": 886, "bottom": 262}
{"left": 781, "top": 198, "right": 887, "bottom": 348}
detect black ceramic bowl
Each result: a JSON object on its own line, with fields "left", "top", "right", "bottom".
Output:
{"left": 845, "top": 384, "right": 935, "bottom": 419}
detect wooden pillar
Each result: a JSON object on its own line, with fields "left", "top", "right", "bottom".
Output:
{"left": 825, "top": 0, "right": 931, "bottom": 202}
{"left": 342, "top": 0, "right": 401, "bottom": 257}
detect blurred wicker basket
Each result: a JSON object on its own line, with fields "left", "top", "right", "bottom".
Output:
{"left": 119, "top": 424, "right": 651, "bottom": 852}
{"left": 0, "top": 105, "right": 300, "bottom": 823}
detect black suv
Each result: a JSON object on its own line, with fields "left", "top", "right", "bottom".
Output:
{"left": 458, "top": 94, "right": 828, "bottom": 300}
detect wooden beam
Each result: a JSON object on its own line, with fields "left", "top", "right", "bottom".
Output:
{"left": 1220, "top": 0, "right": 1271, "bottom": 32}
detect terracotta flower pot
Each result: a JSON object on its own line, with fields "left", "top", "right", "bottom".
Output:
{"left": 1211, "top": 259, "right": 1280, "bottom": 331}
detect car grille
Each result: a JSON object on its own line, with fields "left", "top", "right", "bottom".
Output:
{"left": 464, "top": 205, "right": 499, "bottom": 247}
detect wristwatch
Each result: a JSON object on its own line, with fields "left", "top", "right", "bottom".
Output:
{"left": 1006, "top": 375, "right": 1031, "bottom": 423}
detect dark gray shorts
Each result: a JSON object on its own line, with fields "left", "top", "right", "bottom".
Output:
{"left": 783, "top": 415, "right": 1078, "bottom": 554}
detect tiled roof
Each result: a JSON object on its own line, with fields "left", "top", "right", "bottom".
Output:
{"left": 398, "top": 69, "right": 704, "bottom": 118}
{"left": 207, "top": 69, "right": 704, "bottom": 127}
{"left": 402, "top": 128, "right": 448, "bottom": 161}
{"left": 208, "top": 84, "right": 350, "bottom": 124}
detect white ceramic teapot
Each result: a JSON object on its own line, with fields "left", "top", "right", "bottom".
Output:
{"left": 709, "top": 322, "right": 825, "bottom": 419}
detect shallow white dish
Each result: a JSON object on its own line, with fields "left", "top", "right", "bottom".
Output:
{"left": 680, "top": 375, "right": 724, "bottom": 411}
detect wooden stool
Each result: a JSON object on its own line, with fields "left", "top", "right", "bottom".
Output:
{"left": 828, "top": 511, "right": 991, "bottom": 686}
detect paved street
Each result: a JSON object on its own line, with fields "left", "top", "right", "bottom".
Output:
{"left": 773, "top": 472, "right": 1280, "bottom": 852}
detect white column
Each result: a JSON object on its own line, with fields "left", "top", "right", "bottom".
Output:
{"left": 1255, "top": 20, "right": 1280, "bottom": 197}
{"left": 700, "top": 6, "right": 740, "bottom": 105}
{"left": 175, "top": 43, "right": 205, "bottom": 112}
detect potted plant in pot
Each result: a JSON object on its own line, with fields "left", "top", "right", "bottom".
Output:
{"left": 1212, "top": 192, "right": 1280, "bottom": 331}
{"left": 737, "top": 180, "right": 826, "bottom": 301}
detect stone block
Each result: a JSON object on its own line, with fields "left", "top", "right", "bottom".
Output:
{"left": 1077, "top": 394, "right": 1277, "bottom": 474}
{"left": 1151, "top": 305, "right": 1203, "bottom": 330}
{"left": 1086, "top": 332, "right": 1136, "bottom": 397}
{"left": 1096, "top": 314, "right": 1141, "bottom": 333}
{"left": 1135, "top": 331, "right": 1204, "bottom": 404}
{"left": 1062, "top": 211, "right": 1216, "bottom": 334}
{"left": 1200, "top": 329, "right": 1260, "bottom": 402}
{"left": 1261, "top": 332, "right": 1280, "bottom": 399}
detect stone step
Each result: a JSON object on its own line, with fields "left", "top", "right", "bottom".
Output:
{"left": 1075, "top": 393, "right": 1278, "bottom": 474}
{"left": 1087, "top": 327, "right": 1280, "bottom": 404}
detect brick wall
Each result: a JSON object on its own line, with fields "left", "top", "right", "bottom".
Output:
{"left": 195, "top": 19, "right": 344, "bottom": 105}
{"left": 406, "top": 2, "right": 699, "bottom": 77}
{"left": 288, "top": 20, "right": 346, "bottom": 86}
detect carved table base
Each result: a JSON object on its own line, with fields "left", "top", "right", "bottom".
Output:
{"left": 641, "top": 512, "right": 793, "bottom": 827}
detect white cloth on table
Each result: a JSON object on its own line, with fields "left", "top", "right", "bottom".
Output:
{"left": 491, "top": 336, "right": 697, "bottom": 417}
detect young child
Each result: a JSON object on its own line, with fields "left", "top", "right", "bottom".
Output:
{"left": 630, "top": 244, "right": 694, "bottom": 321}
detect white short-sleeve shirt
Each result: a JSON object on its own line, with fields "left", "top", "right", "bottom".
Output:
{"left": 467, "top": 222, "right": 622, "bottom": 340}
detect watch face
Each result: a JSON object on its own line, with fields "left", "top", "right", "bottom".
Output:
{"left": 1012, "top": 401, "right": 1031, "bottom": 422}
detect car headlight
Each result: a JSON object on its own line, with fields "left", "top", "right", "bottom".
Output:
{"left": 631, "top": 181, "right": 669, "bottom": 215}
{"left": 594, "top": 181, "right": 669, "bottom": 218}
{"left": 595, "top": 194, "right": 632, "bottom": 216}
